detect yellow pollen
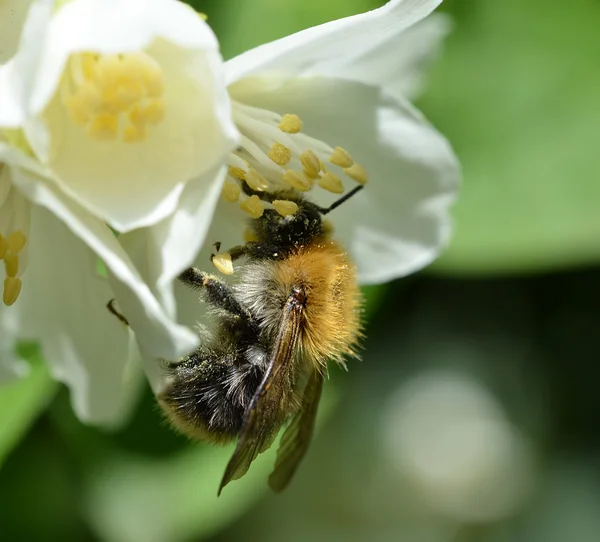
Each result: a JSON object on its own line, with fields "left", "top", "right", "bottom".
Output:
{"left": 7, "top": 230, "right": 27, "bottom": 253}
{"left": 0, "top": 234, "right": 7, "bottom": 259}
{"left": 344, "top": 163, "right": 368, "bottom": 185}
{"left": 3, "top": 277, "right": 22, "bottom": 306}
{"left": 278, "top": 114, "right": 303, "bottom": 134}
{"left": 318, "top": 172, "right": 344, "bottom": 194}
{"left": 283, "top": 170, "right": 313, "bottom": 192}
{"left": 4, "top": 254, "right": 18, "bottom": 278}
{"left": 197, "top": 12, "right": 208, "bottom": 21}
{"left": 330, "top": 147, "right": 354, "bottom": 168}
{"left": 228, "top": 166, "right": 246, "bottom": 180}
{"left": 63, "top": 52, "right": 166, "bottom": 143}
{"left": 267, "top": 143, "right": 292, "bottom": 166}
{"left": 300, "top": 150, "right": 321, "bottom": 177}
{"left": 212, "top": 253, "right": 234, "bottom": 275}
{"left": 222, "top": 181, "right": 241, "bottom": 203}
{"left": 272, "top": 200, "right": 299, "bottom": 217}
{"left": 243, "top": 228, "right": 259, "bottom": 243}
{"left": 244, "top": 169, "right": 269, "bottom": 192}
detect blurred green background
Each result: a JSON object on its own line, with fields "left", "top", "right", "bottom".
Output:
{"left": 2, "top": 0, "right": 600, "bottom": 540}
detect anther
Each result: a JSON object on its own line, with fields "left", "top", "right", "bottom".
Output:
{"left": 0, "top": 234, "right": 7, "bottom": 259}
{"left": 7, "top": 230, "right": 27, "bottom": 254}
{"left": 278, "top": 114, "right": 303, "bottom": 134}
{"left": 330, "top": 147, "right": 354, "bottom": 168}
{"left": 3, "top": 277, "right": 21, "bottom": 306}
{"left": 283, "top": 170, "right": 312, "bottom": 192}
{"left": 244, "top": 169, "right": 270, "bottom": 192}
{"left": 228, "top": 166, "right": 246, "bottom": 180}
{"left": 273, "top": 200, "right": 299, "bottom": 217}
{"left": 318, "top": 172, "right": 344, "bottom": 194}
{"left": 239, "top": 195, "right": 265, "bottom": 219}
{"left": 4, "top": 254, "right": 18, "bottom": 277}
{"left": 212, "top": 253, "right": 234, "bottom": 275}
{"left": 300, "top": 150, "right": 321, "bottom": 178}
{"left": 268, "top": 143, "right": 292, "bottom": 166}
{"left": 222, "top": 182, "right": 241, "bottom": 203}
{"left": 344, "top": 163, "right": 368, "bottom": 185}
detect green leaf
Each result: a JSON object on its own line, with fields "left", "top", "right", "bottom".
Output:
{"left": 0, "top": 344, "right": 57, "bottom": 466}
{"left": 422, "top": 0, "right": 600, "bottom": 275}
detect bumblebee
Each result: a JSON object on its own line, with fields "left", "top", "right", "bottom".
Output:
{"left": 158, "top": 182, "right": 364, "bottom": 494}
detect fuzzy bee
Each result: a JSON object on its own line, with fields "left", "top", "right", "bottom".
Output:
{"left": 157, "top": 182, "right": 364, "bottom": 494}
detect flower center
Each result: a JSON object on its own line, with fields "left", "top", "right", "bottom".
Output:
{"left": 0, "top": 229, "right": 27, "bottom": 306}
{"left": 60, "top": 52, "right": 166, "bottom": 143}
{"left": 223, "top": 101, "right": 368, "bottom": 218}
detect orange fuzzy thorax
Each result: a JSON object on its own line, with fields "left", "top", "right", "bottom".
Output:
{"left": 272, "top": 239, "right": 363, "bottom": 370}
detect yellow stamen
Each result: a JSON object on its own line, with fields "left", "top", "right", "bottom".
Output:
{"left": 268, "top": 143, "right": 292, "bottom": 166}
{"left": 7, "top": 230, "right": 27, "bottom": 253}
{"left": 318, "top": 172, "right": 344, "bottom": 194}
{"left": 243, "top": 228, "right": 259, "bottom": 243}
{"left": 239, "top": 195, "right": 264, "bottom": 219}
{"left": 4, "top": 254, "right": 18, "bottom": 277}
{"left": 244, "top": 169, "right": 269, "bottom": 192}
{"left": 344, "top": 163, "right": 368, "bottom": 185}
{"left": 3, "top": 277, "right": 21, "bottom": 306}
{"left": 330, "top": 146, "right": 354, "bottom": 168}
{"left": 273, "top": 200, "right": 299, "bottom": 217}
{"left": 212, "top": 253, "right": 234, "bottom": 275}
{"left": 222, "top": 182, "right": 241, "bottom": 203}
{"left": 283, "top": 170, "right": 312, "bottom": 192}
{"left": 300, "top": 150, "right": 321, "bottom": 177}
{"left": 63, "top": 52, "right": 166, "bottom": 143}
{"left": 228, "top": 166, "right": 246, "bottom": 180}
{"left": 278, "top": 114, "right": 303, "bottom": 134}
{"left": 197, "top": 12, "right": 208, "bottom": 21}
{"left": 0, "top": 234, "right": 7, "bottom": 259}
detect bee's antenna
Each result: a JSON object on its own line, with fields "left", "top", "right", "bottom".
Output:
{"left": 318, "top": 185, "right": 364, "bottom": 215}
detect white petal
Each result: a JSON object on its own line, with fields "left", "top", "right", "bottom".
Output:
{"left": 0, "top": 0, "right": 53, "bottom": 127}
{"left": 318, "top": 14, "right": 452, "bottom": 100}
{"left": 230, "top": 77, "right": 459, "bottom": 283}
{"left": 13, "top": 204, "right": 141, "bottom": 425}
{"left": 225, "top": 0, "right": 442, "bottom": 85}
{"left": 1, "top": 0, "right": 239, "bottom": 232}
{"left": 8, "top": 166, "right": 200, "bottom": 360}
{"left": 31, "top": 0, "right": 220, "bottom": 117}
{"left": 117, "top": 165, "right": 226, "bottom": 320}
{"left": 0, "top": 0, "right": 34, "bottom": 63}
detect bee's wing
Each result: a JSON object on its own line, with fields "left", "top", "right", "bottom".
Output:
{"left": 268, "top": 367, "right": 324, "bottom": 492}
{"left": 218, "top": 292, "right": 304, "bottom": 495}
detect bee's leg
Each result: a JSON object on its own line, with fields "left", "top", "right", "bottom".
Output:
{"left": 178, "top": 267, "right": 254, "bottom": 322}
{"left": 228, "top": 242, "right": 282, "bottom": 261}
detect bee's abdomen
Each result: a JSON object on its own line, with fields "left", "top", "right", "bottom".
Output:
{"left": 158, "top": 350, "right": 263, "bottom": 443}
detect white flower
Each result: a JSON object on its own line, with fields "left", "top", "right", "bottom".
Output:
{"left": 168, "top": 0, "right": 459, "bottom": 336}
{"left": 0, "top": 0, "right": 239, "bottom": 423}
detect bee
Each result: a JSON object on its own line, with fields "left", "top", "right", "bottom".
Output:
{"left": 157, "top": 182, "right": 364, "bottom": 494}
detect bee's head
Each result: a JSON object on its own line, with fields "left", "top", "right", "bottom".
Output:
{"left": 251, "top": 198, "right": 323, "bottom": 249}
